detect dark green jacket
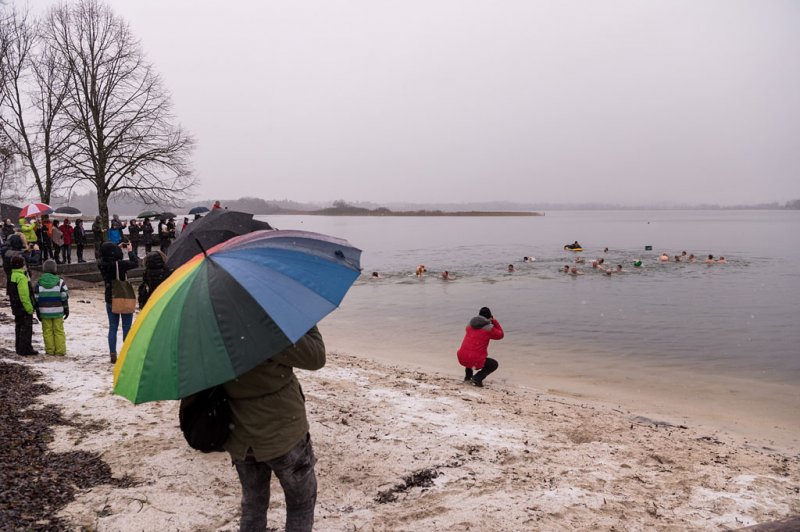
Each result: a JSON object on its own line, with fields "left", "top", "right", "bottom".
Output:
{"left": 223, "top": 326, "right": 325, "bottom": 461}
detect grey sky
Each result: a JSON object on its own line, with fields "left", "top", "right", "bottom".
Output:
{"left": 27, "top": 0, "right": 800, "bottom": 205}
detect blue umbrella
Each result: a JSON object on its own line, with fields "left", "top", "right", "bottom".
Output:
{"left": 188, "top": 206, "right": 210, "bottom": 215}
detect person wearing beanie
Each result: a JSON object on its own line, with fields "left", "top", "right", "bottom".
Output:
{"left": 97, "top": 240, "right": 139, "bottom": 363}
{"left": 456, "top": 306, "right": 504, "bottom": 387}
{"left": 34, "top": 259, "right": 69, "bottom": 356}
{"left": 8, "top": 254, "right": 37, "bottom": 356}
{"left": 3, "top": 233, "right": 26, "bottom": 286}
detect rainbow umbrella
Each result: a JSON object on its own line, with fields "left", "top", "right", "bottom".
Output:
{"left": 113, "top": 229, "right": 361, "bottom": 404}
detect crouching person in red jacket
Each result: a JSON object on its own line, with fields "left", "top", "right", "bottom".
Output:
{"left": 457, "top": 306, "right": 504, "bottom": 387}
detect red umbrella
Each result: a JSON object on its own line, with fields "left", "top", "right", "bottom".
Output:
{"left": 19, "top": 202, "right": 53, "bottom": 218}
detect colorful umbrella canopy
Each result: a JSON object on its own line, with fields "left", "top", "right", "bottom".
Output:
{"left": 113, "top": 229, "right": 361, "bottom": 404}
{"left": 19, "top": 202, "right": 53, "bottom": 218}
{"left": 137, "top": 210, "right": 160, "bottom": 218}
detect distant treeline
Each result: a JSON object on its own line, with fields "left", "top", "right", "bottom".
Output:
{"left": 32, "top": 192, "right": 800, "bottom": 216}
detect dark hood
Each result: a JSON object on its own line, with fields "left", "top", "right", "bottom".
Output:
{"left": 7, "top": 234, "right": 23, "bottom": 250}
{"left": 144, "top": 251, "right": 166, "bottom": 270}
{"left": 100, "top": 241, "right": 123, "bottom": 260}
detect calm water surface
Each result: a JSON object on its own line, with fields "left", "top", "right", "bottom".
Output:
{"left": 261, "top": 211, "right": 800, "bottom": 387}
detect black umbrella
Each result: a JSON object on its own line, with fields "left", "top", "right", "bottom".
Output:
{"left": 159, "top": 211, "right": 177, "bottom": 220}
{"left": 165, "top": 209, "right": 273, "bottom": 269}
{"left": 54, "top": 206, "right": 82, "bottom": 215}
{"left": 138, "top": 210, "right": 160, "bottom": 219}
{"left": 188, "top": 206, "right": 210, "bottom": 215}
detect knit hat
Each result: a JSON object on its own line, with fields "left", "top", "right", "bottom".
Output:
{"left": 479, "top": 307, "right": 492, "bottom": 319}
{"left": 10, "top": 255, "right": 25, "bottom": 269}
{"left": 43, "top": 259, "right": 57, "bottom": 274}
{"left": 100, "top": 241, "right": 123, "bottom": 260}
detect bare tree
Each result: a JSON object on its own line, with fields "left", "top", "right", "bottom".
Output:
{"left": 45, "top": 0, "right": 194, "bottom": 226}
{"left": 0, "top": 7, "right": 73, "bottom": 205}
{"left": 0, "top": 8, "right": 23, "bottom": 204}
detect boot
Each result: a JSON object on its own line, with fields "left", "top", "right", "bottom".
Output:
{"left": 110, "top": 352, "right": 117, "bottom": 364}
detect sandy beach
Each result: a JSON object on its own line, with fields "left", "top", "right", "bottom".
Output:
{"left": 1, "top": 285, "right": 798, "bottom": 531}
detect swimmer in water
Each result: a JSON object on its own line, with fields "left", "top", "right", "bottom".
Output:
{"left": 441, "top": 270, "right": 453, "bottom": 280}
{"left": 416, "top": 264, "right": 426, "bottom": 277}
{"left": 681, "top": 251, "right": 688, "bottom": 258}
{"left": 674, "top": 255, "right": 681, "bottom": 262}
{"left": 705, "top": 255, "right": 715, "bottom": 264}
{"left": 591, "top": 260, "right": 599, "bottom": 269}
{"left": 659, "top": 253, "right": 669, "bottom": 261}
{"left": 717, "top": 256, "right": 727, "bottom": 264}
{"left": 569, "top": 266, "right": 583, "bottom": 276}
{"left": 688, "top": 254, "right": 696, "bottom": 262}
{"left": 616, "top": 264, "right": 623, "bottom": 272}
{"left": 507, "top": 264, "right": 516, "bottom": 273}
{"left": 603, "top": 247, "right": 609, "bottom": 253}
{"left": 371, "top": 271, "right": 381, "bottom": 279}
{"left": 598, "top": 258, "right": 605, "bottom": 266}
{"left": 562, "top": 265, "right": 570, "bottom": 273}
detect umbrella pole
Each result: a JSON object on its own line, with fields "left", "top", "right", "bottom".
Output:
{"left": 195, "top": 238, "right": 208, "bottom": 257}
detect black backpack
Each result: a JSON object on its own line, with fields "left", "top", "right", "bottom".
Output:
{"left": 178, "top": 386, "right": 232, "bottom": 453}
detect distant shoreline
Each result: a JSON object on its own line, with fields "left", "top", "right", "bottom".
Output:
{"left": 277, "top": 209, "right": 543, "bottom": 217}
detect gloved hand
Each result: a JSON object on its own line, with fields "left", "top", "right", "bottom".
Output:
{"left": 63, "top": 307, "right": 69, "bottom": 320}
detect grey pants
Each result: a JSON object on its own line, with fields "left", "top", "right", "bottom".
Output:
{"left": 234, "top": 434, "right": 317, "bottom": 532}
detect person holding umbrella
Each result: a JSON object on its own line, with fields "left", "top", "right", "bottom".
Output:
{"left": 224, "top": 327, "right": 326, "bottom": 531}
{"left": 112, "top": 229, "right": 362, "bottom": 531}
{"left": 18, "top": 217, "right": 36, "bottom": 248}
{"left": 142, "top": 217, "right": 154, "bottom": 254}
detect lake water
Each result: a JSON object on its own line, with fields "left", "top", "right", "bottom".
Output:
{"left": 259, "top": 211, "right": 800, "bottom": 443}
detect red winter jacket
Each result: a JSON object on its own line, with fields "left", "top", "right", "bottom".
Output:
{"left": 457, "top": 316, "right": 504, "bottom": 369}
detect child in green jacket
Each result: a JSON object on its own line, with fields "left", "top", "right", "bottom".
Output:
{"left": 33, "top": 259, "right": 69, "bottom": 356}
{"left": 8, "top": 255, "right": 37, "bottom": 356}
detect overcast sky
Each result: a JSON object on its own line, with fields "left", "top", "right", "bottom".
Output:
{"left": 26, "top": 0, "right": 800, "bottom": 205}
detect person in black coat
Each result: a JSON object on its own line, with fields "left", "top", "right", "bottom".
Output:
{"left": 138, "top": 250, "right": 173, "bottom": 309}
{"left": 142, "top": 217, "right": 154, "bottom": 254}
{"left": 97, "top": 241, "right": 139, "bottom": 363}
{"left": 74, "top": 219, "right": 87, "bottom": 262}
